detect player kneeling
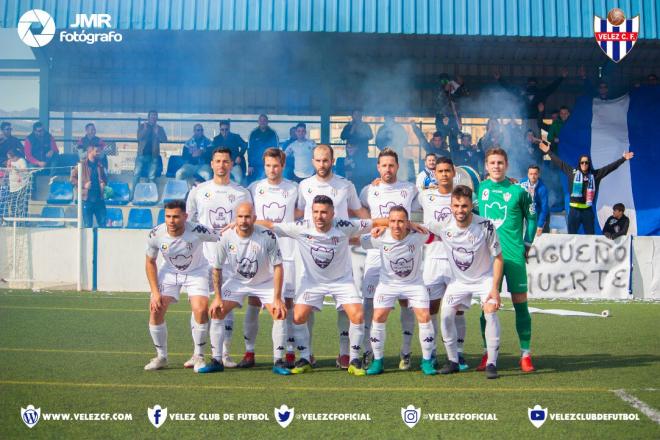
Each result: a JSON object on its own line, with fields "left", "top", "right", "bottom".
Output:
{"left": 197, "top": 202, "right": 290, "bottom": 375}
{"left": 427, "top": 186, "right": 503, "bottom": 379}
{"left": 357, "top": 206, "right": 438, "bottom": 376}
{"left": 144, "top": 200, "right": 220, "bottom": 372}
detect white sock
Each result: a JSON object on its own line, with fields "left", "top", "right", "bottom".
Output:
{"left": 348, "top": 322, "right": 365, "bottom": 362}
{"left": 456, "top": 312, "right": 466, "bottom": 355}
{"left": 293, "top": 323, "right": 310, "bottom": 361}
{"left": 362, "top": 298, "right": 374, "bottom": 354}
{"left": 244, "top": 304, "right": 261, "bottom": 353}
{"left": 272, "top": 319, "right": 287, "bottom": 362}
{"left": 418, "top": 321, "right": 435, "bottom": 361}
{"left": 400, "top": 306, "right": 415, "bottom": 355}
{"left": 149, "top": 323, "right": 168, "bottom": 359}
{"left": 210, "top": 319, "right": 225, "bottom": 362}
{"left": 370, "top": 321, "right": 386, "bottom": 359}
{"left": 338, "top": 309, "right": 350, "bottom": 356}
{"left": 485, "top": 312, "right": 500, "bottom": 366}
{"left": 286, "top": 307, "right": 295, "bottom": 353}
{"left": 191, "top": 319, "right": 209, "bottom": 357}
{"left": 306, "top": 312, "right": 315, "bottom": 356}
{"left": 222, "top": 310, "right": 234, "bottom": 357}
{"left": 440, "top": 305, "right": 458, "bottom": 363}
{"left": 430, "top": 312, "right": 439, "bottom": 357}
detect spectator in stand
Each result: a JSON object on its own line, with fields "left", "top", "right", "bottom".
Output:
{"left": 76, "top": 123, "right": 108, "bottom": 171}
{"left": 340, "top": 109, "right": 373, "bottom": 185}
{"left": 452, "top": 133, "right": 484, "bottom": 176}
{"left": 539, "top": 141, "right": 634, "bottom": 234}
{"left": 280, "top": 126, "right": 297, "bottom": 150}
{"left": 176, "top": 124, "right": 212, "bottom": 182}
{"left": 247, "top": 114, "right": 280, "bottom": 184}
{"left": 376, "top": 116, "right": 412, "bottom": 180}
{"left": 537, "top": 103, "right": 570, "bottom": 153}
{"left": 433, "top": 73, "right": 468, "bottom": 136}
{"left": 24, "top": 121, "right": 60, "bottom": 172}
{"left": 284, "top": 122, "right": 316, "bottom": 182}
{"left": 71, "top": 144, "right": 108, "bottom": 228}
{"left": 133, "top": 110, "right": 167, "bottom": 198}
{"left": 211, "top": 120, "right": 248, "bottom": 186}
{"left": 520, "top": 165, "right": 549, "bottom": 236}
{"left": 579, "top": 66, "right": 610, "bottom": 100}
{"left": 2, "top": 148, "right": 29, "bottom": 222}
{"left": 477, "top": 119, "right": 502, "bottom": 153}
{"left": 415, "top": 153, "right": 437, "bottom": 190}
{"left": 0, "top": 122, "right": 24, "bottom": 167}
{"left": 435, "top": 113, "right": 461, "bottom": 150}
{"left": 412, "top": 122, "right": 450, "bottom": 159}
{"left": 603, "top": 203, "right": 630, "bottom": 239}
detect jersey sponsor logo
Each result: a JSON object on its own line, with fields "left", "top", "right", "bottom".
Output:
{"left": 149, "top": 226, "right": 158, "bottom": 238}
{"left": 203, "top": 191, "right": 212, "bottom": 199}
{"left": 331, "top": 188, "right": 338, "bottom": 197}
{"left": 379, "top": 201, "right": 398, "bottom": 217}
{"left": 483, "top": 202, "right": 507, "bottom": 229}
{"left": 391, "top": 257, "right": 414, "bottom": 277}
{"left": 160, "top": 243, "right": 169, "bottom": 251}
{"left": 170, "top": 254, "right": 193, "bottom": 271}
{"left": 228, "top": 194, "right": 236, "bottom": 203}
{"left": 237, "top": 258, "right": 258, "bottom": 278}
{"left": 336, "top": 219, "right": 352, "bottom": 228}
{"left": 258, "top": 188, "right": 265, "bottom": 195}
{"left": 401, "top": 190, "right": 408, "bottom": 199}
{"left": 192, "top": 224, "right": 211, "bottom": 234}
{"left": 262, "top": 229, "right": 277, "bottom": 240}
{"left": 434, "top": 207, "right": 452, "bottom": 222}
{"left": 209, "top": 207, "right": 232, "bottom": 230}
{"left": 452, "top": 247, "right": 474, "bottom": 272}
{"left": 481, "top": 189, "right": 489, "bottom": 200}
{"left": 263, "top": 202, "right": 286, "bottom": 222}
{"left": 310, "top": 245, "right": 334, "bottom": 269}
{"left": 503, "top": 192, "right": 512, "bottom": 202}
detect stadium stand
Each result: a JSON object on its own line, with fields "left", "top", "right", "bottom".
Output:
{"left": 105, "top": 208, "right": 124, "bottom": 228}
{"left": 126, "top": 208, "right": 153, "bottom": 229}
{"left": 161, "top": 179, "right": 188, "bottom": 203}
{"left": 132, "top": 183, "right": 159, "bottom": 206}
{"left": 46, "top": 181, "right": 74, "bottom": 205}
{"left": 105, "top": 182, "right": 130, "bottom": 206}
{"left": 165, "top": 155, "right": 185, "bottom": 178}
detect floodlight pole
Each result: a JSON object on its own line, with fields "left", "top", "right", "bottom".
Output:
{"left": 77, "top": 162, "right": 83, "bottom": 292}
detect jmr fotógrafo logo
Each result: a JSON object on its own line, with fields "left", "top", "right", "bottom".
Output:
{"left": 17, "top": 10, "right": 55, "bottom": 47}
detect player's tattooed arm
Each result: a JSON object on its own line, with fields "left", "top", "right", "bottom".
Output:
{"left": 145, "top": 256, "right": 162, "bottom": 312}
{"left": 209, "top": 268, "right": 224, "bottom": 319}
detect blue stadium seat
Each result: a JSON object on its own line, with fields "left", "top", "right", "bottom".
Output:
{"left": 132, "top": 182, "right": 159, "bottom": 206}
{"left": 105, "top": 208, "right": 124, "bottom": 228}
{"left": 46, "top": 181, "right": 74, "bottom": 204}
{"left": 105, "top": 181, "right": 130, "bottom": 205}
{"left": 126, "top": 208, "right": 153, "bottom": 229}
{"left": 39, "top": 206, "right": 65, "bottom": 227}
{"left": 165, "top": 155, "right": 185, "bottom": 178}
{"left": 51, "top": 153, "right": 80, "bottom": 176}
{"left": 161, "top": 179, "right": 188, "bottom": 203}
{"left": 157, "top": 209, "right": 165, "bottom": 225}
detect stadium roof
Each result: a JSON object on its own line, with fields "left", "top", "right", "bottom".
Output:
{"left": 2, "top": 0, "right": 660, "bottom": 40}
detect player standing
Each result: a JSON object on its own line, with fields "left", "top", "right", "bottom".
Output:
{"left": 477, "top": 147, "right": 537, "bottom": 372}
{"left": 144, "top": 200, "right": 220, "bottom": 372}
{"left": 186, "top": 148, "right": 252, "bottom": 368}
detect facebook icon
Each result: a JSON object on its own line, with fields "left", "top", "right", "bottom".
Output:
{"left": 148, "top": 405, "right": 167, "bottom": 428}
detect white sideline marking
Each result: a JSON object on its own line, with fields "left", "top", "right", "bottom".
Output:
{"left": 612, "top": 389, "right": 660, "bottom": 424}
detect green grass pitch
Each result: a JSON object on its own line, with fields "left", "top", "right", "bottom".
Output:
{"left": 0, "top": 290, "right": 658, "bottom": 439}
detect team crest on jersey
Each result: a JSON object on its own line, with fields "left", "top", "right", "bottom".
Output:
{"left": 434, "top": 207, "right": 452, "bottom": 222}
{"left": 373, "top": 190, "right": 380, "bottom": 197}
{"left": 259, "top": 188, "right": 265, "bottom": 195}
{"left": 170, "top": 254, "right": 193, "bottom": 271}
{"left": 209, "top": 207, "right": 232, "bottom": 230}
{"left": 483, "top": 202, "right": 507, "bottom": 229}
{"left": 237, "top": 258, "right": 258, "bottom": 278}
{"left": 311, "top": 245, "right": 334, "bottom": 269}
{"left": 228, "top": 243, "right": 237, "bottom": 253}
{"left": 503, "top": 192, "right": 512, "bottom": 202}
{"left": 481, "top": 189, "right": 489, "bottom": 200}
{"left": 452, "top": 247, "right": 474, "bottom": 272}
{"left": 379, "top": 201, "right": 398, "bottom": 217}
{"left": 282, "top": 190, "right": 289, "bottom": 198}
{"left": 391, "top": 257, "right": 414, "bottom": 277}
{"left": 263, "top": 202, "right": 286, "bottom": 223}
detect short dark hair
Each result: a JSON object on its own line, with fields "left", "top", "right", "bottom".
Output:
{"left": 85, "top": 122, "right": 95, "bottom": 130}
{"left": 1, "top": 122, "right": 11, "bottom": 130}
{"left": 295, "top": 122, "right": 306, "bottom": 129}
{"left": 33, "top": 121, "right": 43, "bottom": 130}
{"left": 389, "top": 205, "right": 409, "bottom": 219}
{"left": 559, "top": 105, "right": 569, "bottom": 111}
{"left": 148, "top": 110, "right": 158, "bottom": 116}
{"left": 314, "top": 144, "right": 334, "bottom": 161}
{"left": 219, "top": 120, "right": 230, "bottom": 127}
{"left": 425, "top": 153, "right": 437, "bottom": 160}
{"left": 432, "top": 131, "right": 443, "bottom": 138}
{"left": 258, "top": 113, "right": 268, "bottom": 120}
{"left": 312, "top": 195, "right": 334, "bottom": 207}
{"left": 263, "top": 147, "right": 285, "bottom": 165}
{"left": 451, "top": 185, "right": 473, "bottom": 201}
{"left": 436, "top": 156, "right": 454, "bottom": 168}
{"left": 164, "top": 199, "right": 186, "bottom": 211}
{"left": 212, "top": 148, "right": 233, "bottom": 160}
{"left": 528, "top": 164, "right": 540, "bottom": 171}
{"left": 613, "top": 203, "right": 625, "bottom": 212}
{"left": 378, "top": 148, "right": 398, "bottom": 164}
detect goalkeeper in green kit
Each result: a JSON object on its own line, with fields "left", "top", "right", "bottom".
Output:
{"left": 477, "top": 147, "right": 537, "bottom": 372}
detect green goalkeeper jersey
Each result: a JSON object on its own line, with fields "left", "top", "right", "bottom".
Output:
{"left": 477, "top": 178, "right": 537, "bottom": 262}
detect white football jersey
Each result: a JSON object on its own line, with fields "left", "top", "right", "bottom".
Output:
{"left": 419, "top": 188, "right": 453, "bottom": 260}
{"left": 186, "top": 180, "right": 252, "bottom": 263}
{"left": 360, "top": 229, "right": 431, "bottom": 286}
{"left": 248, "top": 178, "right": 299, "bottom": 261}
{"left": 214, "top": 225, "right": 283, "bottom": 286}
{"left": 146, "top": 222, "right": 219, "bottom": 274}
{"left": 359, "top": 180, "right": 420, "bottom": 271}
{"left": 297, "top": 174, "right": 361, "bottom": 220}
{"left": 274, "top": 218, "right": 372, "bottom": 284}
{"left": 426, "top": 214, "right": 501, "bottom": 284}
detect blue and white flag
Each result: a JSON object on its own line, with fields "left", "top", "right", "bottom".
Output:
{"left": 558, "top": 86, "right": 660, "bottom": 236}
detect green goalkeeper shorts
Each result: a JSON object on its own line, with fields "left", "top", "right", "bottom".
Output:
{"left": 501, "top": 258, "right": 528, "bottom": 294}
